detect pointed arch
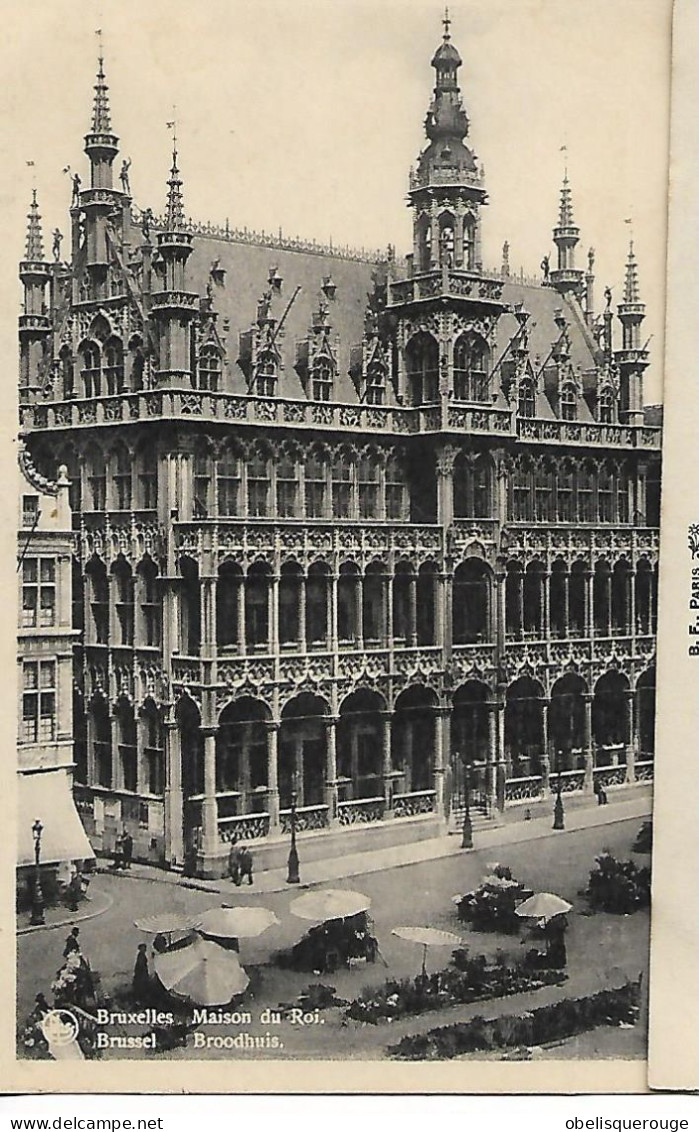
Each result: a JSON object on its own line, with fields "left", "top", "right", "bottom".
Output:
{"left": 406, "top": 331, "right": 439, "bottom": 406}
{"left": 453, "top": 332, "right": 489, "bottom": 402}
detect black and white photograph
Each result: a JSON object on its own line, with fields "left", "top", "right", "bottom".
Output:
{"left": 6, "top": 0, "right": 682, "bottom": 1084}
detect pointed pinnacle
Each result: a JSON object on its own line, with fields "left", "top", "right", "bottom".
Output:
{"left": 558, "top": 172, "right": 574, "bottom": 227}
{"left": 25, "top": 189, "right": 45, "bottom": 260}
{"left": 91, "top": 52, "right": 112, "bottom": 134}
{"left": 623, "top": 239, "right": 640, "bottom": 303}
{"left": 165, "top": 144, "right": 186, "bottom": 230}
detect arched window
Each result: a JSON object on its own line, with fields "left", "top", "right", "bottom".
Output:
{"left": 193, "top": 448, "right": 212, "bottom": 517}
{"left": 245, "top": 563, "right": 270, "bottom": 648}
{"left": 598, "top": 388, "right": 615, "bottom": 424}
{"left": 276, "top": 450, "right": 299, "bottom": 518}
{"left": 556, "top": 462, "right": 575, "bottom": 522}
{"left": 104, "top": 338, "right": 124, "bottom": 395}
{"left": 279, "top": 562, "right": 303, "bottom": 644}
{"left": 463, "top": 216, "right": 476, "bottom": 270}
{"left": 85, "top": 556, "right": 109, "bottom": 644}
{"left": 197, "top": 345, "right": 221, "bottom": 392}
{"left": 59, "top": 345, "right": 74, "bottom": 399}
{"left": 112, "top": 443, "right": 132, "bottom": 510}
{"left": 534, "top": 462, "right": 553, "bottom": 521}
{"left": 518, "top": 377, "right": 536, "bottom": 418}
{"left": 255, "top": 352, "right": 277, "bottom": 397}
{"left": 438, "top": 214, "right": 455, "bottom": 265}
{"left": 385, "top": 452, "right": 405, "bottom": 520}
{"left": 86, "top": 445, "right": 106, "bottom": 511}
{"left": 306, "top": 562, "right": 330, "bottom": 646}
{"left": 305, "top": 450, "right": 327, "bottom": 518}
{"left": 312, "top": 358, "right": 334, "bottom": 402}
{"left": 598, "top": 463, "right": 615, "bottom": 523}
{"left": 453, "top": 333, "right": 489, "bottom": 402}
{"left": 416, "top": 213, "right": 431, "bottom": 272}
{"left": 217, "top": 446, "right": 241, "bottom": 517}
{"left": 560, "top": 384, "right": 577, "bottom": 421}
{"left": 141, "top": 701, "right": 164, "bottom": 795}
{"left": 332, "top": 450, "right": 353, "bottom": 517}
{"left": 511, "top": 461, "right": 533, "bottom": 522}
{"left": 136, "top": 556, "right": 160, "bottom": 647}
{"left": 366, "top": 362, "right": 386, "bottom": 406}
{"left": 115, "top": 699, "right": 137, "bottom": 791}
{"left": 112, "top": 556, "right": 134, "bottom": 645}
{"left": 454, "top": 453, "right": 490, "bottom": 518}
{"left": 406, "top": 333, "right": 439, "bottom": 406}
{"left": 358, "top": 451, "right": 380, "bottom": 519}
{"left": 137, "top": 444, "right": 158, "bottom": 510}
{"left": 247, "top": 448, "right": 270, "bottom": 517}
{"left": 80, "top": 342, "right": 101, "bottom": 398}
{"left": 90, "top": 696, "right": 112, "bottom": 787}
{"left": 577, "top": 462, "right": 595, "bottom": 523}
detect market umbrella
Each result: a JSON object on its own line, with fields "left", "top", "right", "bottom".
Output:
{"left": 289, "top": 889, "right": 371, "bottom": 923}
{"left": 134, "top": 911, "right": 194, "bottom": 935}
{"left": 154, "top": 937, "right": 249, "bottom": 1006}
{"left": 392, "top": 926, "right": 462, "bottom": 978}
{"left": 192, "top": 906, "right": 279, "bottom": 940}
{"left": 514, "top": 893, "right": 573, "bottom": 921}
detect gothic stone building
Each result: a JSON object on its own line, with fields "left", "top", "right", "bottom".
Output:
{"left": 18, "top": 20, "right": 660, "bottom": 876}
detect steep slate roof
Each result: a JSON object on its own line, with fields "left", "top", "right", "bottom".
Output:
{"left": 183, "top": 231, "right": 600, "bottom": 411}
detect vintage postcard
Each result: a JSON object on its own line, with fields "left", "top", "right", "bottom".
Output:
{"left": 2, "top": 0, "right": 693, "bottom": 1094}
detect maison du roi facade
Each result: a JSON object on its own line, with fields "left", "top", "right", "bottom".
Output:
{"left": 18, "top": 18, "right": 660, "bottom": 877}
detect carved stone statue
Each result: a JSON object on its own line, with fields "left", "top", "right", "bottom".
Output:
{"left": 141, "top": 208, "right": 153, "bottom": 242}
{"left": 52, "top": 229, "right": 63, "bottom": 262}
{"left": 71, "top": 173, "right": 81, "bottom": 205}
{"left": 604, "top": 285, "right": 612, "bottom": 310}
{"left": 120, "top": 158, "right": 132, "bottom": 195}
{"left": 540, "top": 254, "right": 550, "bottom": 281}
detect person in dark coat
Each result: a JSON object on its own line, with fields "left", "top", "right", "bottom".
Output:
{"left": 238, "top": 846, "right": 254, "bottom": 886}
{"left": 121, "top": 829, "right": 134, "bottom": 868}
{"left": 133, "top": 943, "right": 151, "bottom": 1003}
{"left": 545, "top": 914, "right": 568, "bottom": 968}
{"left": 113, "top": 832, "right": 124, "bottom": 870}
{"left": 228, "top": 840, "right": 240, "bottom": 886}
{"left": 63, "top": 927, "right": 80, "bottom": 959}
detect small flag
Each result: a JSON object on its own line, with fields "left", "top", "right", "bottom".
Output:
{"left": 560, "top": 144, "right": 568, "bottom": 152}
{"left": 26, "top": 160, "right": 35, "bottom": 167}
{"left": 62, "top": 165, "right": 71, "bottom": 174}
{"left": 166, "top": 121, "right": 175, "bottom": 129}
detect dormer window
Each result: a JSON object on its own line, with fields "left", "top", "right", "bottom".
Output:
{"left": 560, "top": 384, "right": 577, "bottom": 421}
{"left": 312, "top": 358, "right": 333, "bottom": 402}
{"left": 80, "top": 342, "right": 101, "bottom": 398}
{"left": 198, "top": 345, "right": 221, "bottom": 392}
{"left": 598, "top": 388, "right": 615, "bottom": 424}
{"left": 518, "top": 377, "right": 536, "bottom": 418}
{"left": 366, "top": 362, "right": 386, "bottom": 406}
{"left": 104, "top": 338, "right": 125, "bottom": 395}
{"left": 255, "top": 353, "right": 277, "bottom": 397}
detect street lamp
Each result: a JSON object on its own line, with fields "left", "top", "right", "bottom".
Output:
{"left": 31, "top": 818, "right": 45, "bottom": 926}
{"left": 286, "top": 789, "right": 300, "bottom": 884}
{"left": 461, "top": 760, "right": 473, "bottom": 849}
{"left": 553, "top": 752, "right": 565, "bottom": 830}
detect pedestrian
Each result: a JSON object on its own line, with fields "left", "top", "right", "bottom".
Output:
{"left": 113, "top": 831, "right": 124, "bottom": 870}
{"left": 132, "top": 943, "right": 151, "bottom": 1004}
{"left": 121, "top": 828, "right": 134, "bottom": 868}
{"left": 228, "top": 839, "right": 240, "bottom": 886}
{"left": 238, "top": 845, "right": 254, "bottom": 886}
{"left": 63, "top": 926, "right": 80, "bottom": 959}
{"left": 599, "top": 787, "right": 608, "bottom": 805}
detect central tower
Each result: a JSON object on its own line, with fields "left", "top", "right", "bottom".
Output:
{"left": 408, "top": 9, "right": 488, "bottom": 272}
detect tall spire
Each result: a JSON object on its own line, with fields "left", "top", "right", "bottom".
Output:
{"left": 91, "top": 47, "right": 112, "bottom": 135}
{"left": 550, "top": 159, "right": 583, "bottom": 296}
{"left": 558, "top": 172, "right": 575, "bottom": 227}
{"left": 165, "top": 142, "right": 186, "bottom": 231}
{"left": 24, "top": 190, "right": 45, "bottom": 261}
{"left": 623, "top": 238, "right": 640, "bottom": 303}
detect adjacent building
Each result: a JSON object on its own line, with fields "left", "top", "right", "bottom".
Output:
{"left": 18, "top": 18, "right": 660, "bottom": 876}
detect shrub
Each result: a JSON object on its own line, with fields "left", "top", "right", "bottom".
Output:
{"left": 586, "top": 851, "right": 651, "bottom": 914}
{"left": 632, "top": 822, "right": 652, "bottom": 854}
{"left": 456, "top": 869, "right": 533, "bottom": 933}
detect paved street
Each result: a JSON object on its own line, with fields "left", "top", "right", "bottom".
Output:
{"left": 18, "top": 802, "right": 651, "bottom": 1061}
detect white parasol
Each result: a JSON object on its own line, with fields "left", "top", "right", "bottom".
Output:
{"left": 192, "top": 906, "right": 279, "bottom": 940}
{"left": 290, "top": 889, "right": 371, "bottom": 923}
{"left": 134, "top": 911, "right": 194, "bottom": 935}
{"left": 514, "top": 893, "right": 573, "bottom": 921}
{"left": 154, "top": 937, "right": 249, "bottom": 1006}
{"left": 392, "top": 925, "right": 462, "bottom": 977}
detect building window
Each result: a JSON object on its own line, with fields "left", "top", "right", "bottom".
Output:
{"left": 276, "top": 452, "right": 299, "bottom": 518}
{"left": 512, "top": 466, "right": 532, "bottom": 522}
{"left": 312, "top": 358, "right": 334, "bottom": 402}
{"left": 113, "top": 558, "right": 134, "bottom": 645}
{"left": 305, "top": 452, "right": 327, "bottom": 518}
{"left": 560, "top": 384, "right": 577, "bottom": 421}
{"left": 116, "top": 701, "right": 137, "bottom": 792}
{"left": 385, "top": 453, "right": 405, "bottom": 520}
{"left": 193, "top": 450, "right": 212, "bottom": 518}
{"left": 577, "top": 464, "right": 595, "bottom": 523}
{"left": 104, "top": 338, "right": 125, "bottom": 395}
{"left": 406, "top": 332, "right": 439, "bottom": 406}
{"left": 91, "top": 698, "right": 112, "bottom": 787}
{"left": 198, "top": 345, "right": 221, "bottom": 392}
{"left": 366, "top": 363, "right": 385, "bottom": 406}
{"left": 247, "top": 450, "right": 270, "bottom": 517}
{"left": 332, "top": 451, "right": 352, "bottom": 517}
{"left": 22, "top": 496, "right": 39, "bottom": 528}
{"left": 557, "top": 465, "right": 575, "bottom": 522}
{"left": 453, "top": 333, "right": 488, "bottom": 402}
{"left": 22, "top": 660, "right": 56, "bottom": 743}
{"left": 80, "top": 342, "right": 101, "bottom": 398}
{"left": 22, "top": 557, "right": 55, "bottom": 628}
{"left": 518, "top": 378, "right": 536, "bottom": 418}
{"left": 358, "top": 453, "right": 380, "bottom": 519}
{"left": 534, "top": 466, "right": 552, "bottom": 521}
{"left": 86, "top": 557, "right": 109, "bottom": 644}
{"left": 455, "top": 454, "right": 490, "bottom": 519}
{"left": 217, "top": 448, "right": 241, "bottom": 517}
{"left": 113, "top": 445, "right": 132, "bottom": 510}
{"left": 255, "top": 353, "right": 277, "bottom": 397}
{"left": 137, "top": 558, "right": 160, "bottom": 647}
{"left": 87, "top": 449, "right": 107, "bottom": 511}
{"left": 142, "top": 704, "right": 164, "bottom": 795}
{"left": 598, "top": 465, "right": 615, "bottom": 523}
{"left": 138, "top": 448, "right": 158, "bottom": 510}
{"left": 598, "top": 389, "right": 615, "bottom": 424}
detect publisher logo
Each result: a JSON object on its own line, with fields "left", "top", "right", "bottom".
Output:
{"left": 40, "top": 1008, "right": 80, "bottom": 1046}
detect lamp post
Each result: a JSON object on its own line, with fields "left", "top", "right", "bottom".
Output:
{"left": 30, "top": 818, "right": 45, "bottom": 926}
{"left": 553, "top": 752, "right": 565, "bottom": 830}
{"left": 286, "top": 789, "right": 300, "bottom": 884}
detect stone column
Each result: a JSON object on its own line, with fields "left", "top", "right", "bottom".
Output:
{"left": 436, "top": 445, "right": 458, "bottom": 528}
{"left": 540, "top": 699, "right": 551, "bottom": 791}
{"left": 110, "top": 711, "right": 120, "bottom": 791}
{"left": 517, "top": 570, "right": 525, "bottom": 638}
{"left": 625, "top": 689, "right": 637, "bottom": 784}
{"left": 433, "top": 706, "right": 447, "bottom": 818}
{"left": 561, "top": 568, "right": 570, "bottom": 636}
{"left": 270, "top": 572, "right": 280, "bottom": 653}
{"left": 200, "top": 726, "right": 219, "bottom": 865}
{"left": 163, "top": 719, "right": 184, "bottom": 866}
{"left": 486, "top": 703, "right": 498, "bottom": 811}
{"left": 266, "top": 721, "right": 280, "bottom": 831}
{"left": 381, "top": 711, "right": 394, "bottom": 812}
{"left": 582, "top": 693, "right": 594, "bottom": 792}
{"left": 495, "top": 570, "right": 507, "bottom": 654}
{"left": 385, "top": 570, "right": 393, "bottom": 647}
{"left": 627, "top": 568, "right": 635, "bottom": 637}
{"left": 540, "top": 570, "right": 549, "bottom": 638}
{"left": 605, "top": 572, "right": 612, "bottom": 636}
{"left": 236, "top": 577, "right": 246, "bottom": 655}
{"left": 325, "top": 716, "right": 339, "bottom": 826}
{"left": 293, "top": 734, "right": 304, "bottom": 806}
{"left": 585, "top": 570, "right": 593, "bottom": 638}
{"left": 494, "top": 693, "right": 507, "bottom": 815}
{"left": 298, "top": 574, "right": 307, "bottom": 653}
{"left": 329, "top": 572, "right": 338, "bottom": 652}
{"left": 356, "top": 572, "right": 364, "bottom": 649}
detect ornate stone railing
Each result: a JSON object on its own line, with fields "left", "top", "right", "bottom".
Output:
{"left": 218, "top": 812, "right": 271, "bottom": 842}
{"left": 549, "top": 768, "right": 587, "bottom": 794}
{"left": 517, "top": 417, "right": 661, "bottom": 451}
{"left": 388, "top": 270, "right": 504, "bottom": 307}
{"left": 634, "top": 759, "right": 654, "bottom": 782}
{"left": 280, "top": 804, "right": 329, "bottom": 834}
{"left": 409, "top": 166, "right": 485, "bottom": 191}
{"left": 175, "top": 519, "right": 443, "bottom": 563}
{"left": 338, "top": 797, "right": 385, "bottom": 825}
{"left": 501, "top": 525, "right": 660, "bottom": 564}
{"left": 505, "top": 775, "right": 544, "bottom": 803}
{"left": 393, "top": 790, "right": 436, "bottom": 818}
{"left": 592, "top": 764, "right": 628, "bottom": 789}
{"left": 447, "top": 405, "right": 512, "bottom": 433}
